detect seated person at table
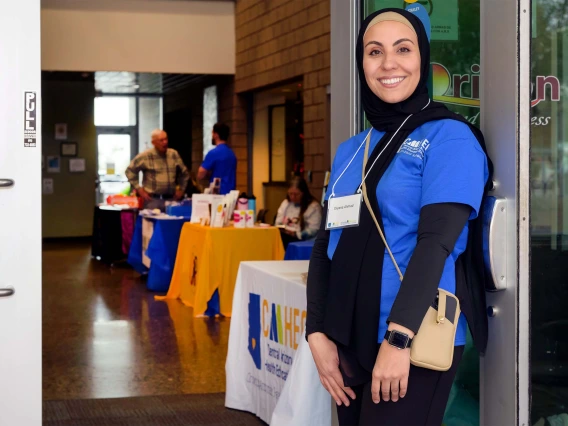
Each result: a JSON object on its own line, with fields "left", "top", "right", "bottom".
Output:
{"left": 276, "top": 177, "right": 322, "bottom": 249}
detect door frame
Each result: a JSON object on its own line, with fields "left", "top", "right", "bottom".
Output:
{"left": 330, "top": 0, "right": 532, "bottom": 424}
{"left": 268, "top": 104, "right": 286, "bottom": 182}
{"left": 480, "top": 0, "right": 531, "bottom": 424}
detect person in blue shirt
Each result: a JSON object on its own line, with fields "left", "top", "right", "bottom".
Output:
{"left": 305, "top": 8, "right": 493, "bottom": 426}
{"left": 197, "top": 123, "right": 237, "bottom": 195}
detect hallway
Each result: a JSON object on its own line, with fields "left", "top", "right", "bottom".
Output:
{"left": 42, "top": 240, "right": 230, "bottom": 400}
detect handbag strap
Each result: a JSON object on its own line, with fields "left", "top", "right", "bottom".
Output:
{"left": 437, "top": 292, "right": 447, "bottom": 324}
{"left": 361, "top": 132, "right": 404, "bottom": 282}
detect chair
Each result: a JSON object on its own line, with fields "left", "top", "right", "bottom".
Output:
{"left": 257, "top": 209, "right": 269, "bottom": 224}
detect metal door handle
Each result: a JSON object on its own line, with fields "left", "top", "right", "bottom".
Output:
{"left": 0, "top": 287, "right": 15, "bottom": 297}
{"left": 0, "top": 179, "right": 14, "bottom": 188}
{"left": 482, "top": 196, "right": 507, "bottom": 291}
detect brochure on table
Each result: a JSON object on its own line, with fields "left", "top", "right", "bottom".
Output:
{"left": 191, "top": 191, "right": 241, "bottom": 227}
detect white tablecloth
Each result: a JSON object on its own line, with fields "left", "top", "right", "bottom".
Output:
{"left": 225, "top": 261, "right": 334, "bottom": 425}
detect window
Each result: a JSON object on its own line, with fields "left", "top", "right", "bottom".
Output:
{"left": 203, "top": 86, "right": 217, "bottom": 158}
{"left": 94, "top": 97, "right": 136, "bottom": 127}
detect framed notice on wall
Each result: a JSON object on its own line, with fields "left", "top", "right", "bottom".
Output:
{"left": 69, "top": 158, "right": 86, "bottom": 173}
{"left": 60, "top": 142, "right": 77, "bottom": 157}
{"left": 47, "top": 156, "right": 60, "bottom": 173}
{"left": 55, "top": 123, "right": 67, "bottom": 140}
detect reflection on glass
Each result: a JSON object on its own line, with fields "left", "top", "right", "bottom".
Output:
{"left": 531, "top": 1, "right": 568, "bottom": 424}
{"left": 363, "top": 1, "right": 481, "bottom": 125}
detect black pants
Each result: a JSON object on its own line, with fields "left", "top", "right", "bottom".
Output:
{"left": 337, "top": 346, "right": 464, "bottom": 426}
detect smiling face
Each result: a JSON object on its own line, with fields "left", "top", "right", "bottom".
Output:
{"left": 362, "top": 20, "right": 421, "bottom": 104}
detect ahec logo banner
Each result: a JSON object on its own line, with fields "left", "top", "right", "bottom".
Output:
{"left": 247, "top": 292, "right": 306, "bottom": 398}
{"left": 24, "top": 91, "right": 37, "bottom": 147}
{"left": 225, "top": 263, "right": 309, "bottom": 424}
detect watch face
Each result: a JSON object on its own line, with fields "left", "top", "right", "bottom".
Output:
{"left": 389, "top": 331, "right": 409, "bottom": 349}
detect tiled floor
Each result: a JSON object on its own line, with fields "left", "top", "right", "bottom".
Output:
{"left": 42, "top": 240, "right": 230, "bottom": 400}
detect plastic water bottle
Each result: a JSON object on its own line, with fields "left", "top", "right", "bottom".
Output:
{"left": 248, "top": 193, "right": 256, "bottom": 217}
{"left": 237, "top": 193, "right": 249, "bottom": 210}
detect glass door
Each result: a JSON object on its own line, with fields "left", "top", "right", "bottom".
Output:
{"left": 342, "top": 0, "right": 531, "bottom": 424}
{"left": 530, "top": 1, "right": 568, "bottom": 424}
{"left": 363, "top": 0, "right": 480, "bottom": 125}
{"left": 96, "top": 128, "right": 136, "bottom": 204}
{"left": 94, "top": 96, "right": 137, "bottom": 204}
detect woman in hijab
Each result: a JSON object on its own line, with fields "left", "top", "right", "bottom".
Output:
{"left": 306, "top": 8, "right": 493, "bottom": 426}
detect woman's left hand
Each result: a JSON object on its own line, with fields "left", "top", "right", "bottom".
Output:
{"left": 371, "top": 324, "right": 413, "bottom": 404}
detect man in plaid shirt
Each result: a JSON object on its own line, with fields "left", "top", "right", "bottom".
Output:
{"left": 126, "top": 129, "right": 190, "bottom": 210}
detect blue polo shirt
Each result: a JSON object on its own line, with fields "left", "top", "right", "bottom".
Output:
{"left": 325, "top": 119, "right": 488, "bottom": 346}
{"left": 201, "top": 143, "right": 237, "bottom": 195}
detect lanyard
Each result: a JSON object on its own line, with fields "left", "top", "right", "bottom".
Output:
{"left": 329, "top": 99, "right": 430, "bottom": 199}
{"left": 356, "top": 114, "right": 413, "bottom": 194}
{"left": 329, "top": 116, "right": 412, "bottom": 198}
{"left": 330, "top": 129, "right": 371, "bottom": 198}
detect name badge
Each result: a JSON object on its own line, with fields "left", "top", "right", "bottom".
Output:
{"left": 325, "top": 193, "right": 363, "bottom": 230}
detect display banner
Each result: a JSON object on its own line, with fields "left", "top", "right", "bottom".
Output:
{"left": 225, "top": 261, "right": 309, "bottom": 424}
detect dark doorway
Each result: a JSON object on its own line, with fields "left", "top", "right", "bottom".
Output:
{"left": 164, "top": 107, "right": 192, "bottom": 172}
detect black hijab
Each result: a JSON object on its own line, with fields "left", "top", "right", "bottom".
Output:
{"left": 322, "top": 8, "right": 493, "bottom": 373}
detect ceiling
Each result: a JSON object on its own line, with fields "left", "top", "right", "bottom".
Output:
{"left": 94, "top": 71, "right": 212, "bottom": 95}
{"left": 41, "top": 70, "right": 220, "bottom": 95}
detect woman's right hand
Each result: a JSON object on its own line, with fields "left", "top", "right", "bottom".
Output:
{"left": 307, "top": 332, "right": 356, "bottom": 406}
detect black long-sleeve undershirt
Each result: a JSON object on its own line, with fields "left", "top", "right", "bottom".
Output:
{"left": 306, "top": 202, "right": 471, "bottom": 339}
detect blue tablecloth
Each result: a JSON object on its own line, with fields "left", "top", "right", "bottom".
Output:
{"left": 284, "top": 239, "right": 315, "bottom": 260}
{"left": 128, "top": 216, "right": 190, "bottom": 292}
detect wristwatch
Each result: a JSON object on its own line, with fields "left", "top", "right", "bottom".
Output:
{"left": 384, "top": 330, "right": 413, "bottom": 350}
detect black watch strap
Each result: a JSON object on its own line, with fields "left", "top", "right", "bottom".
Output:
{"left": 384, "top": 330, "right": 413, "bottom": 349}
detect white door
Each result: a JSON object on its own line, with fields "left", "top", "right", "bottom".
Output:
{"left": 0, "top": 0, "right": 42, "bottom": 425}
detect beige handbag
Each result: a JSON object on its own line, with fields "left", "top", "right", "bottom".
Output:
{"left": 361, "top": 133, "right": 459, "bottom": 372}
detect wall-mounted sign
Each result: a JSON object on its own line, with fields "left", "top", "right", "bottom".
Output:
{"left": 24, "top": 91, "right": 37, "bottom": 147}
{"left": 43, "top": 178, "right": 54, "bottom": 195}
{"left": 69, "top": 158, "right": 86, "bottom": 173}
{"left": 55, "top": 123, "right": 67, "bottom": 141}
{"left": 47, "top": 156, "right": 60, "bottom": 173}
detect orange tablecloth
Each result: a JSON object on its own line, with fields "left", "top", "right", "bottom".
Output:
{"left": 156, "top": 224, "right": 285, "bottom": 316}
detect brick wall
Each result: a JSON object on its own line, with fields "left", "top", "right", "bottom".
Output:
{"left": 235, "top": 0, "right": 331, "bottom": 196}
